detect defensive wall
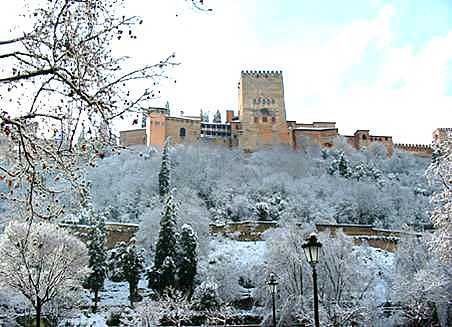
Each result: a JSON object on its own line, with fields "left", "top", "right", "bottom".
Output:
{"left": 59, "top": 222, "right": 139, "bottom": 249}
{"left": 118, "top": 71, "right": 442, "bottom": 159}
{"left": 209, "top": 221, "right": 427, "bottom": 252}
{"left": 394, "top": 143, "right": 432, "bottom": 158}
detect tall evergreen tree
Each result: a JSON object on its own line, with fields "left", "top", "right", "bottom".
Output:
{"left": 176, "top": 224, "right": 198, "bottom": 296}
{"left": 109, "top": 239, "right": 145, "bottom": 306}
{"left": 338, "top": 153, "right": 351, "bottom": 178}
{"left": 159, "top": 138, "right": 171, "bottom": 199}
{"left": 213, "top": 109, "right": 222, "bottom": 123}
{"left": 149, "top": 191, "right": 178, "bottom": 292}
{"left": 83, "top": 207, "right": 107, "bottom": 312}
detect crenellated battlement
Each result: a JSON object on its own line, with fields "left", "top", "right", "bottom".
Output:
{"left": 241, "top": 70, "right": 283, "bottom": 78}
{"left": 394, "top": 143, "right": 432, "bottom": 157}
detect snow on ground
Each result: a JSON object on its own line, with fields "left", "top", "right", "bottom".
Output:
{"left": 206, "top": 237, "right": 268, "bottom": 267}
{"left": 60, "top": 313, "right": 106, "bottom": 327}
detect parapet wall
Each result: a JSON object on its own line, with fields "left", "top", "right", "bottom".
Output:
{"left": 394, "top": 143, "right": 432, "bottom": 157}
{"left": 241, "top": 70, "right": 283, "bottom": 78}
{"left": 59, "top": 222, "right": 139, "bottom": 249}
{"left": 210, "top": 221, "right": 426, "bottom": 252}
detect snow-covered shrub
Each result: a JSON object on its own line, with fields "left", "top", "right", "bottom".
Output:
{"left": 198, "top": 238, "right": 266, "bottom": 303}
{"left": 0, "top": 221, "right": 89, "bottom": 323}
{"left": 192, "top": 281, "right": 222, "bottom": 311}
{"left": 390, "top": 235, "right": 450, "bottom": 326}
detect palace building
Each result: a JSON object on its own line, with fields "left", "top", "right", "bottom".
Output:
{"left": 119, "top": 70, "right": 437, "bottom": 157}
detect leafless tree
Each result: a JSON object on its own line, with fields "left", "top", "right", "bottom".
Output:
{"left": 0, "top": 0, "right": 179, "bottom": 221}
{"left": 0, "top": 221, "right": 89, "bottom": 324}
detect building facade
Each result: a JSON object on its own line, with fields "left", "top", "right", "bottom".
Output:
{"left": 119, "top": 70, "right": 437, "bottom": 157}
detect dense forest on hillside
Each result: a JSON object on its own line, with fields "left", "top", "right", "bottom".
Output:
{"left": 85, "top": 138, "right": 432, "bottom": 230}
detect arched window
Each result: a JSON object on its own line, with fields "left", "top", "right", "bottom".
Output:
{"left": 362, "top": 134, "right": 367, "bottom": 140}
{"left": 179, "top": 127, "right": 186, "bottom": 138}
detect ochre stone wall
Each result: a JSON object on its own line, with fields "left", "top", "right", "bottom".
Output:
{"left": 209, "top": 221, "right": 278, "bottom": 241}
{"left": 119, "top": 129, "right": 146, "bottom": 147}
{"left": 147, "top": 112, "right": 166, "bottom": 148}
{"left": 147, "top": 112, "right": 200, "bottom": 148}
{"left": 210, "top": 221, "right": 423, "bottom": 252}
{"left": 165, "top": 117, "right": 200, "bottom": 145}
{"left": 294, "top": 128, "right": 339, "bottom": 149}
{"left": 345, "top": 130, "right": 394, "bottom": 156}
{"left": 238, "top": 71, "right": 291, "bottom": 151}
{"left": 394, "top": 143, "right": 433, "bottom": 158}
{"left": 59, "top": 222, "right": 139, "bottom": 249}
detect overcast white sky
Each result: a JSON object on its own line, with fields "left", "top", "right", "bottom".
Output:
{"left": 1, "top": 0, "right": 451, "bottom": 144}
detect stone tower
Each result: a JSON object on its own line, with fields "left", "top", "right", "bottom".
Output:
{"left": 238, "top": 70, "right": 291, "bottom": 151}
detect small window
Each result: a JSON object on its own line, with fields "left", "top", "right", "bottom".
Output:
{"left": 254, "top": 117, "right": 259, "bottom": 123}
{"left": 262, "top": 116, "right": 268, "bottom": 123}
{"left": 362, "top": 134, "right": 367, "bottom": 140}
{"left": 271, "top": 117, "right": 276, "bottom": 124}
{"left": 180, "top": 127, "right": 186, "bottom": 138}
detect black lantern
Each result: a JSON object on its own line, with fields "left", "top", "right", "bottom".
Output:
{"left": 302, "top": 233, "right": 322, "bottom": 327}
{"left": 266, "top": 272, "right": 278, "bottom": 327}
{"left": 302, "top": 233, "right": 322, "bottom": 266}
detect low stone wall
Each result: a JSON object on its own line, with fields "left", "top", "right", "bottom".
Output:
{"left": 209, "top": 221, "right": 278, "bottom": 241}
{"left": 59, "top": 222, "right": 139, "bottom": 249}
{"left": 209, "top": 221, "right": 424, "bottom": 252}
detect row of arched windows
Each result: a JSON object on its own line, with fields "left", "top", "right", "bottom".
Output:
{"left": 253, "top": 97, "right": 275, "bottom": 105}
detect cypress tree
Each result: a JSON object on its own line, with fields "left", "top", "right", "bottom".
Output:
{"left": 176, "top": 224, "right": 198, "bottom": 296}
{"left": 114, "top": 239, "right": 145, "bottom": 306}
{"left": 149, "top": 191, "right": 178, "bottom": 292}
{"left": 158, "top": 138, "right": 171, "bottom": 199}
{"left": 84, "top": 207, "right": 107, "bottom": 312}
{"left": 338, "top": 153, "right": 351, "bottom": 178}
{"left": 213, "top": 109, "right": 222, "bottom": 123}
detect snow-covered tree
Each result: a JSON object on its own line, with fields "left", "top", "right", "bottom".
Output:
{"left": 192, "top": 281, "right": 222, "bottom": 311}
{"left": 426, "top": 132, "right": 451, "bottom": 263}
{"left": 391, "top": 234, "right": 450, "bottom": 326}
{"left": 0, "top": 221, "right": 88, "bottom": 324}
{"left": 213, "top": 110, "right": 222, "bottom": 123}
{"left": 83, "top": 207, "right": 107, "bottom": 312}
{"left": 328, "top": 151, "right": 352, "bottom": 178}
{"left": 159, "top": 138, "right": 172, "bottom": 199}
{"left": 265, "top": 226, "right": 381, "bottom": 326}
{"left": 176, "top": 224, "right": 198, "bottom": 295}
{"left": 254, "top": 201, "right": 271, "bottom": 221}
{"left": 200, "top": 109, "right": 209, "bottom": 122}
{"left": 108, "top": 239, "right": 145, "bottom": 306}
{"left": 149, "top": 190, "right": 178, "bottom": 292}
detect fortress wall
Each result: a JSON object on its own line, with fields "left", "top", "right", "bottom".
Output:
{"left": 59, "top": 222, "right": 139, "bottom": 249}
{"left": 394, "top": 143, "right": 432, "bottom": 157}
{"left": 119, "top": 129, "right": 146, "bottom": 147}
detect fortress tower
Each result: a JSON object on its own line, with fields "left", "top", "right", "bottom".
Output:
{"left": 238, "top": 71, "right": 291, "bottom": 151}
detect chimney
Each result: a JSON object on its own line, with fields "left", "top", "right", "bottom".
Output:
{"left": 226, "top": 110, "right": 234, "bottom": 123}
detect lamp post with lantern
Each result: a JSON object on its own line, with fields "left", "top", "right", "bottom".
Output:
{"left": 302, "top": 233, "right": 322, "bottom": 327}
{"left": 266, "top": 272, "right": 278, "bottom": 327}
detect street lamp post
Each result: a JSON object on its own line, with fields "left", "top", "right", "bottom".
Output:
{"left": 302, "top": 233, "right": 322, "bottom": 327}
{"left": 266, "top": 272, "right": 278, "bottom": 327}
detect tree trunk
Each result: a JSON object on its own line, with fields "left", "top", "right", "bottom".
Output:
{"left": 36, "top": 297, "right": 42, "bottom": 327}
{"left": 93, "top": 289, "right": 99, "bottom": 313}
{"left": 129, "top": 282, "right": 135, "bottom": 307}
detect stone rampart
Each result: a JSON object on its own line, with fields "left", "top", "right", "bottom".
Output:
{"left": 209, "top": 221, "right": 424, "bottom": 252}
{"left": 394, "top": 143, "right": 432, "bottom": 157}
{"left": 59, "top": 222, "right": 139, "bottom": 249}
